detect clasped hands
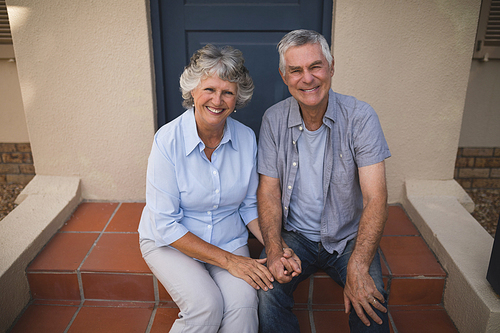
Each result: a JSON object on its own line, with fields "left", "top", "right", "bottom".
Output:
{"left": 226, "top": 246, "right": 302, "bottom": 291}
{"left": 266, "top": 246, "right": 302, "bottom": 284}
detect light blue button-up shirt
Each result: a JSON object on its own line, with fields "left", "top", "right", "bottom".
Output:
{"left": 138, "top": 109, "right": 259, "bottom": 254}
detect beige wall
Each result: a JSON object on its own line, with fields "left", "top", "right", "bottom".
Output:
{"left": 0, "top": 60, "right": 29, "bottom": 143}
{"left": 7, "top": 0, "right": 156, "bottom": 200}
{"left": 7, "top": 0, "right": 482, "bottom": 202}
{"left": 332, "top": 0, "right": 481, "bottom": 202}
{"left": 459, "top": 60, "right": 500, "bottom": 147}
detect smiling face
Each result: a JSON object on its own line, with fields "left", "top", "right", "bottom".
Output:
{"left": 191, "top": 75, "right": 238, "bottom": 132}
{"left": 280, "top": 43, "right": 334, "bottom": 114}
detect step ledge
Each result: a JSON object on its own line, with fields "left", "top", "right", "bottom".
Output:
{"left": 402, "top": 179, "right": 500, "bottom": 333}
{"left": 0, "top": 175, "right": 82, "bottom": 333}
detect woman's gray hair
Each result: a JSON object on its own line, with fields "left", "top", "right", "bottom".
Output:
{"left": 278, "top": 29, "right": 333, "bottom": 74}
{"left": 179, "top": 44, "right": 254, "bottom": 109}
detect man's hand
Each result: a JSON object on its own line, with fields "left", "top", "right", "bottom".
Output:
{"left": 343, "top": 261, "right": 387, "bottom": 326}
{"left": 266, "top": 247, "right": 301, "bottom": 284}
{"left": 282, "top": 247, "right": 301, "bottom": 277}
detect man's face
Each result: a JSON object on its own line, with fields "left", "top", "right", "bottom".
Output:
{"left": 280, "top": 43, "right": 334, "bottom": 113}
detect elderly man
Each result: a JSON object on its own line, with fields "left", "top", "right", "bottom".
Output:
{"left": 257, "top": 29, "right": 391, "bottom": 332}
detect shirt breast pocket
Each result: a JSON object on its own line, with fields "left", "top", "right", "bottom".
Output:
{"left": 332, "top": 149, "right": 356, "bottom": 185}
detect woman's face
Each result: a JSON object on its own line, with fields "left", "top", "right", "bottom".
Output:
{"left": 191, "top": 75, "right": 238, "bottom": 131}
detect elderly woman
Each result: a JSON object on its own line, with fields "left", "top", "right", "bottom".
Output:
{"left": 138, "top": 44, "right": 273, "bottom": 333}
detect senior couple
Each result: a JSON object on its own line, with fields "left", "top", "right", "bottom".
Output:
{"left": 138, "top": 29, "right": 391, "bottom": 333}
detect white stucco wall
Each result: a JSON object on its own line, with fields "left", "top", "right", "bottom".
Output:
{"left": 6, "top": 0, "right": 156, "bottom": 200}
{"left": 6, "top": 0, "right": 482, "bottom": 202}
{"left": 332, "top": 0, "right": 481, "bottom": 202}
{"left": 459, "top": 60, "right": 500, "bottom": 147}
{"left": 0, "top": 60, "right": 29, "bottom": 143}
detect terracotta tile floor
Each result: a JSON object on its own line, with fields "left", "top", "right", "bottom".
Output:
{"left": 8, "top": 203, "right": 459, "bottom": 332}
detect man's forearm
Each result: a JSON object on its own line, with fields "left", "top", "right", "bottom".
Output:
{"left": 350, "top": 197, "right": 388, "bottom": 269}
{"left": 257, "top": 174, "right": 302, "bottom": 281}
{"left": 350, "top": 161, "right": 389, "bottom": 269}
{"left": 257, "top": 186, "right": 283, "bottom": 254}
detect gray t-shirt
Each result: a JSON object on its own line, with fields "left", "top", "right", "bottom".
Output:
{"left": 288, "top": 122, "right": 327, "bottom": 242}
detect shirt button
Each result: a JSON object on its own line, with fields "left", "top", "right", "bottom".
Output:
{"left": 284, "top": 206, "right": 288, "bottom": 210}
{"left": 215, "top": 189, "right": 219, "bottom": 193}
{"left": 208, "top": 225, "right": 212, "bottom": 229}
{"left": 299, "top": 126, "right": 303, "bottom": 131}
{"left": 213, "top": 171, "right": 217, "bottom": 175}
{"left": 213, "top": 205, "right": 217, "bottom": 209}
{"left": 340, "top": 154, "right": 343, "bottom": 158}
{"left": 207, "top": 211, "right": 211, "bottom": 215}
{"left": 288, "top": 185, "right": 292, "bottom": 190}
{"left": 292, "top": 141, "right": 296, "bottom": 145}
{"left": 292, "top": 162, "right": 297, "bottom": 167}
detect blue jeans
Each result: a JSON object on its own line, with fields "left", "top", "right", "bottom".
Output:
{"left": 258, "top": 230, "right": 389, "bottom": 333}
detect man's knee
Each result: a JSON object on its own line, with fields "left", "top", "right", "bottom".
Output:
{"left": 258, "top": 286, "right": 301, "bottom": 333}
{"left": 258, "top": 279, "right": 297, "bottom": 310}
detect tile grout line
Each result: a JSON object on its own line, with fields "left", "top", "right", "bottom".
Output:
{"left": 388, "top": 312, "right": 399, "bottom": 333}
{"left": 70, "top": 270, "right": 153, "bottom": 276}
{"left": 382, "top": 234, "right": 420, "bottom": 237}
{"left": 308, "top": 275, "right": 316, "bottom": 333}
{"left": 379, "top": 247, "right": 393, "bottom": 305}
{"left": 76, "top": 270, "right": 85, "bottom": 303}
{"left": 78, "top": 298, "right": 157, "bottom": 306}
{"left": 153, "top": 274, "right": 160, "bottom": 305}
{"left": 63, "top": 304, "right": 83, "bottom": 333}
{"left": 144, "top": 305, "right": 158, "bottom": 333}
{"left": 144, "top": 263, "right": 160, "bottom": 332}
{"left": 389, "top": 276, "right": 446, "bottom": 280}
{"left": 75, "top": 203, "right": 122, "bottom": 301}
{"left": 379, "top": 247, "right": 392, "bottom": 277}
{"left": 66, "top": 203, "right": 123, "bottom": 331}
{"left": 76, "top": 203, "right": 122, "bottom": 271}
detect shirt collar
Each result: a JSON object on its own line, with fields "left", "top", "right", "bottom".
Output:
{"left": 182, "top": 108, "right": 236, "bottom": 156}
{"left": 288, "top": 89, "right": 337, "bottom": 128}
{"left": 324, "top": 89, "right": 337, "bottom": 124}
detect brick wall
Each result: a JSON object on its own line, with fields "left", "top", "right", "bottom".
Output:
{"left": 455, "top": 148, "right": 500, "bottom": 189}
{"left": 0, "top": 143, "right": 35, "bottom": 185}
{"left": 2, "top": 143, "right": 499, "bottom": 189}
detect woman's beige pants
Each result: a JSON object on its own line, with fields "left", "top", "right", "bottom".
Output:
{"left": 140, "top": 239, "right": 258, "bottom": 333}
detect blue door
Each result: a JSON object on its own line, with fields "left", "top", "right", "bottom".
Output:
{"left": 150, "top": 0, "right": 332, "bottom": 135}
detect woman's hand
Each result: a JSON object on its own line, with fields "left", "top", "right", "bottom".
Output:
{"left": 170, "top": 231, "right": 275, "bottom": 290}
{"left": 226, "top": 255, "right": 275, "bottom": 291}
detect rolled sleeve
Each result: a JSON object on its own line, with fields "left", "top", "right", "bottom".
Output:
{"left": 238, "top": 148, "right": 259, "bottom": 225}
{"left": 352, "top": 103, "right": 391, "bottom": 168}
{"left": 143, "top": 134, "right": 189, "bottom": 246}
{"left": 257, "top": 112, "right": 279, "bottom": 179}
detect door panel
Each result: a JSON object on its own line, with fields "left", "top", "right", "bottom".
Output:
{"left": 151, "top": 0, "right": 332, "bottom": 136}
{"left": 187, "top": 31, "right": 289, "bottom": 132}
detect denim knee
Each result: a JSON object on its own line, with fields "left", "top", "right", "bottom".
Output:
{"left": 258, "top": 285, "right": 300, "bottom": 333}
